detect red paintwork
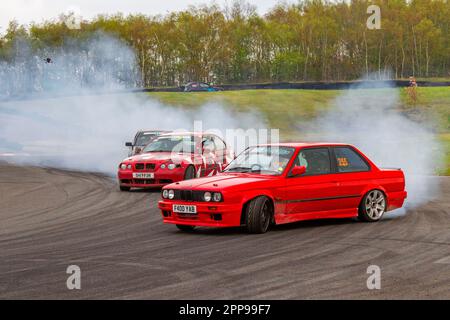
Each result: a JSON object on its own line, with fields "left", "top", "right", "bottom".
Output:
{"left": 118, "top": 132, "right": 232, "bottom": 189}
{"left": 158, "top": 143, "right": 407, "bottom": 228}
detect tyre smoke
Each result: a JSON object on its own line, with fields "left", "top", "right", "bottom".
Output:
{"left": 0, "top": 34, "right": 267, "bottom": 175}
{"left": 300, "top": 78, "right": 444, "bottom": 208}
{"left": 0, "top": 33, "right": 138, "bottom": 100}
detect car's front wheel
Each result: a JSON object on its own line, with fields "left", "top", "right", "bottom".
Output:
{"left": 245, "top": 196, "right": 273, "bottom": 234}
{"left": 359, "top": 190, "right": 386, "bottom": 222}
{"left": 120, "top": 186, "right": 131, "bottom": 192}
{"left": 176, "top": 224, "right": 196, "bottom": 232}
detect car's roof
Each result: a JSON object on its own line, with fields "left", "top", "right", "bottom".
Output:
{"left": 159, "top": 131, "right": 210, "bottom": 137}
{"left": 255, "top": 142, "right": 353, "bottom": 148}
{"left": 137, "top": 130, "right": 170, "bottom": 133}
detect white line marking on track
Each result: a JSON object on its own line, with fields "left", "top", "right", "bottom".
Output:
{"left": 434, "top": 256, "right": 450, "bottom": 264}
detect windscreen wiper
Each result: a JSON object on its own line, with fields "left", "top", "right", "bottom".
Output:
{"left": 226, "top": 166, "right": 251, "bottom": 173}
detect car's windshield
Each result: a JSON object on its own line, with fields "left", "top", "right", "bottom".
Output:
{"left": 225, "top": 146, "right": 295, "bottom": 175}
{"left": 143, "top": 135, "right": 196, "bottom": 153}
{"left": 136, "top": 133, "right": 158, "bottom": 146}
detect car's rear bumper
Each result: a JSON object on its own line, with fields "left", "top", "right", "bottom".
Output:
{"left": 387, "top": 190, "right": 407, "bottom": 211}
{"left": 158, "top": 200, "right": 242, "bottom": 227}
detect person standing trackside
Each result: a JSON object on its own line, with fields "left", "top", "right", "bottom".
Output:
{"left": 406, "top": 76, "right": 418, "bottom": 103}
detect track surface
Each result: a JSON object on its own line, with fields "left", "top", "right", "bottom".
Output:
{"left": 1, "top": 163, "right": 450, "bottom": 299}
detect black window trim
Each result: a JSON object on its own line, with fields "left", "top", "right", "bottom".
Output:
{"left": 330, "top": 146, "right": 372, "bottom": 174}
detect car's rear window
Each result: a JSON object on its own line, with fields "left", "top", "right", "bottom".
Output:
{"left": 333, "top": 147, "right": 370, "bottom": 172}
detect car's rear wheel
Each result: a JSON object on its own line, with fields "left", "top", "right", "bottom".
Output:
{"left": 246, "top": 196, "right": 272, "bottom": 234}
{"left": 184, "top": 165, "right": 195, "bottom": 180}
{"left": 358, "top": 190, "right": 386, "bottom": 222}
{"left": 176, "top": 224, "right": 196, "bottom": 232}
{"left": 120, "top": 186, "right": 130, "bottom": 192}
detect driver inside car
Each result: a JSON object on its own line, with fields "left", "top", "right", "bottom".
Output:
{"left": 268, "top": 152, "right": 294, "bottom": 173}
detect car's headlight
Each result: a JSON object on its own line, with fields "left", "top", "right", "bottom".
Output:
{"left": 168, "top": 189, "right": 175, "bottom": 199}
{"left": 120, "top": 163, "right": 127, "bottom": 170}
{"left": 162, "top": 189, "right": 169, "bottom": 199}
{"left": 160, "top": 164, "right": 166, "bottom": 169}
{"left": 203, "top": 192, "right": 212, "bottom": 202}
{"left": 213, "top": 192, "right": 222, "bottom": 202}
{"left": 127, "top": 164, "right": 132, "bottom": 169}
{"left": 168, "top": 163, "right": 176, "bottom": 170}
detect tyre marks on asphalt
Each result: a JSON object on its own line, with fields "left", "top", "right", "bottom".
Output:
{"left": 1, "top": 163, "right": 450, "bottom": 299}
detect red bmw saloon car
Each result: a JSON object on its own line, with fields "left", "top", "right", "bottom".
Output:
{"left": 118, "top": 132, "right": 233, "bottom": 191}
{"left": 158, "top": 143, "right": 407, "bottom": 233}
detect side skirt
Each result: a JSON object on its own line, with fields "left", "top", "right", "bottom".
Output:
{"left": 275, "top": 208, "right": 358, "bottom": 225}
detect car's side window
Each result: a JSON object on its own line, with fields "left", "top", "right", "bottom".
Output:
{"left": 213, "top": 136, "right": 226, "bottom": 151}
{"left": 293, "top": 148, "right": 331, "bottom": 175}
{"left": 333, "top": 147, "right": 370, "bottom": 173}
{"left": 202, "top": 136, "right": 216, "bottom": 153}
{"left": 134, "top": 132, "right": 143, "bottom": 145}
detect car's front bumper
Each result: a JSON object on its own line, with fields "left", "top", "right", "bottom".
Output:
{"left": 158, "top": 200, "right": 242, "bottom": 227}
{"left": 118, "top": 170, "right": 184, "bottom": 188}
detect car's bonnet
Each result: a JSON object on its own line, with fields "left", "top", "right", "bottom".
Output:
{"left": 124, "top": 152, "right": 191, "bottom": 162}
{"left": 171, "top": 173, "right": 274, "bottom": 190}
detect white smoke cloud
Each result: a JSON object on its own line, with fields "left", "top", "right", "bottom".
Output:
{"left": 301, "top": 78, "right": 444, "bottom": 208}
{"left": 0, "top": 34, "right": 442, "bottom": 212}
{"left": 0, "top": 34, "right": 267, "bottom": 175}
{"left": 0, "top": 94, "right": 267, "bottom": 174}
{"left": 0, "top": 33, "right": 138, "bottom": 99}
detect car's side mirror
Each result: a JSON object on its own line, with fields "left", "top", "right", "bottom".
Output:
{"left": 291, "top": 165, "right": 306, "bottom": 176}
{"left": 125, "top": 142, "right": 133, "bottom": 147}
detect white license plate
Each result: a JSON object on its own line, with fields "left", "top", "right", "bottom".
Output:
{"left": 132, "top": 172, "right": 154, "bottom": 179}
{"left": 173, "top": 204, "right": 197, "bottom": 214}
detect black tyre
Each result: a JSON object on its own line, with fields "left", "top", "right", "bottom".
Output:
{"left": 358, "top": 189, "right": 386, "bottom": 222}
{"left": 245, "top": 196, "right": 273, "bottom": 234}
{"left": 184, "top": 165, "right": 196, "bottom": 180}
{"left": 120, "top": 186, "right": 131, "bottom": 192}
{"left": 176, "top": 224, "right": 196, "bottom": 232}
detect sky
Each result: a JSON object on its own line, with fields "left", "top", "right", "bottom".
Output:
{"left": 0, "top": 0, "right": 290, "bottom": 33}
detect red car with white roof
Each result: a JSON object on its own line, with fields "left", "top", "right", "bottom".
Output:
{"left": 118, "top": 132, "right": 233, "bottom": 191}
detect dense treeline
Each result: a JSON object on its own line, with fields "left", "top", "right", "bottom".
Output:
{"left": 1, "top": 0, "right": 449, "bottom": 87}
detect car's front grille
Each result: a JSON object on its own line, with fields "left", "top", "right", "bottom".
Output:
{"left": 135, "top": 163, "right": 144, "bottom": 170}
{"left": 180, "top": 190, "right": 193, "bottom": 201}
{"left": 174, "top": 190, "right": 204, "bottom": 202}
{"left": 135, "top": 163, "right": 156, "bottom": 171}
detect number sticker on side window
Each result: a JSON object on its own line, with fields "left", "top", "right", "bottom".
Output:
{"left": 337, "top": 157, "right": 349, "bottom": 167}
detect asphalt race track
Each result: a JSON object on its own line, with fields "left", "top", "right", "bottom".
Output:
{"left": 1, "top": 162, "right": 450, "bottom": 299}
